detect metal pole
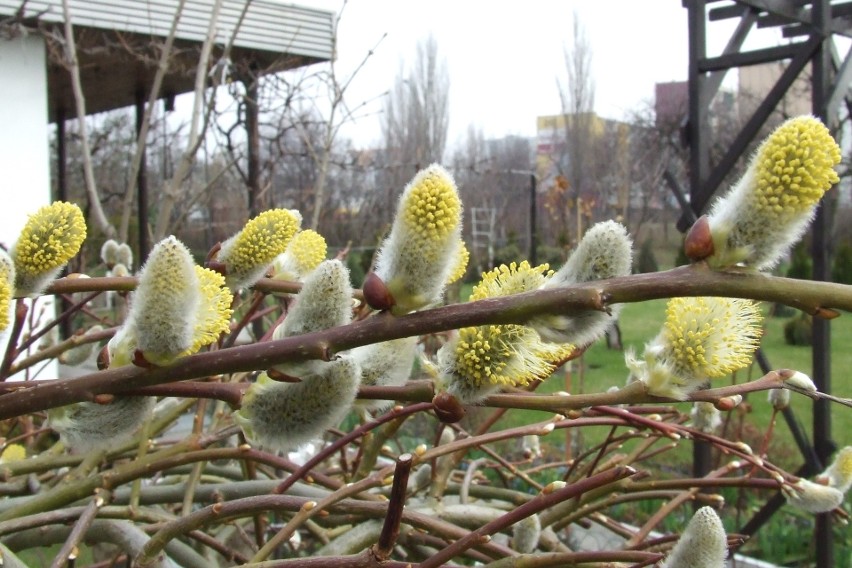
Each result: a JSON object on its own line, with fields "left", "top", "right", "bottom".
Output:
{"left": 687, "top": 0, "right": 712, "bottom": 489}
{"left": 529, "top": 174, "right": 537, "bottom": 266}
{"left": 56, "top": 108, "right": 67, "bottom": 203}
{"left": 56, "top": 108, "right": 71, "bottom": 340}
{"left": 811, "top": 2, "right": 835, "bottom": 565}
{"left": 135, "top": 91, "right": 149, "bottom": 263}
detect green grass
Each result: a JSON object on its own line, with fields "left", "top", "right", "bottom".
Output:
{"left": 470, "top": 294, "right": 851, "bottom": 565}
{"left": 486, "top": 297, "right": 851, "bottom": 463}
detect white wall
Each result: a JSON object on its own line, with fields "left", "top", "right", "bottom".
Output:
{"left": 0, "top": 34, "right": 50, "bottom": 246}
{"left": 0, "top": 34, "right": 56, "bottom": 380}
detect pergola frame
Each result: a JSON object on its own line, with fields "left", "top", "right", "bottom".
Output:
{"left": 682, "top": 2, "right": 850, "bottom": 565}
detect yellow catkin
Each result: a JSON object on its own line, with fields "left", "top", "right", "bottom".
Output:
{"left": 470, "top": 261, "right": 551, "bottom": 300}
{"left": 0, "top": 256, "right": 12, "bottom": 332}
{"left": 0, "top": 444, "right": 25, "bottom": 463}
{"left": 13, "top": 202, "right": 86, "bottom": 295}
{"left": 445, "top": 240, "right": 470, "bottom": 285}
{"left": 663, "top": 297, "right": 762, "bottom": 379}
{"left": 226, "top": 209, "right": 300, "bottom": 276}
{"left": 753, "top": 116, "right": 840, "bottom": 217}
{"left": 452, "top": 262, "right": 571, "bottom": 388}
{"left": 401, "top": 167, "right": 462, "bottom": 261}
{"left": 287, "top": 230, "right": 327, "bottom": 275}
{"left": 187, "top": 266, "right": 233, "bottom": 355}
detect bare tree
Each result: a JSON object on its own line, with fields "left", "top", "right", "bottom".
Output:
{"left": 557, "top": 13, "right": 596, "bottom": 198}
{"left": 381, "top": 35, "right": 450, "bottom": 173}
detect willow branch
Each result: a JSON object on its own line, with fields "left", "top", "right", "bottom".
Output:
{"left": 137, "top": 493, "right": 516, "bottom": 567}
{"left": 4, "top": 263, "right": 851, "bottom": 418}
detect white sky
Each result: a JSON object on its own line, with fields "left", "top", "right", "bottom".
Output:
{"left": 294, "top": 0, "right": 785, "bottom": 150}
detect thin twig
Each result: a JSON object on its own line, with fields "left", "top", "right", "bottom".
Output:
{"left": 48, "top": 489, "right": 110, "bottom": 568}
{"left": 0, "top": 300, "right": 28, "bottom": 380}
{"left": 418, "top": 466, "right": 638, "bottom": 568}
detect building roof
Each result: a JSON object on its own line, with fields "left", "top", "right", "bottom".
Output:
{"left": 0, "top": 0, "right": 335, "bottom": 121}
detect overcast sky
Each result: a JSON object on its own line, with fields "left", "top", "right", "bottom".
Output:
{"left": 294, "top": 0, "right": 785, "bottom": 149}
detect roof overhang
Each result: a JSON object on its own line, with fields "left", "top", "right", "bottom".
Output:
{"left": 0, "top": 0, "right": 335, "bottom": 122}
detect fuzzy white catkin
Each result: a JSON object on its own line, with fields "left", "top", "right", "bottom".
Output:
{"left": 58, "top": 325, "right": 104, "bottom": 366}
{"left": 100, "top": 239, "right": 119, "bottom": 267}
{"left": 235, "top": 357, "right": 361, "bottom": 451}
{"left": 116, "top": 243, "right": 133, "bottom": 269}
{"left": 352, "top": 337, "right": 417, "bottom": 412}
{"left": 131, "top": 236, "right": 200, "bottom": 365}
{"left": 532, "top": 220, "right": 633, "bottom": 345}
{"left": 821, "top": 446, "right": 852, "bottom": 493}
{"left": 690, "top": 402, "right": 722, "bottom": 433}
{"left": 661, "top": 506, "right": 727, "bottom": 568}
{"left": 784, "top": 479, "right": 845, "bottom": 514}
{"left": 512, "top": 514, "right": 541, "bottom": 554}
{"left": 48, "top": 397, "right": 156, "bottom": 454}
{"left": 276, "top": 260, "right": 353, "bottom": 338}
{"left": 768, "top": 388, "right": 790, "bottom": 410}
{"left": 272, "top": 259, "right": 353, "bottom": 377}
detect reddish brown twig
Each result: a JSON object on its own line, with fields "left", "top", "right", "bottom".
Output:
{"left": 372, "top": 453, "right": 413, "bottom": 560}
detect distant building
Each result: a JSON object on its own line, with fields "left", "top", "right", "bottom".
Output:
{"left": 654, "top": 81, "right": 688, "bottom": 128}
{"left": 739, "top": 62, "right": 812, "bottom": 120}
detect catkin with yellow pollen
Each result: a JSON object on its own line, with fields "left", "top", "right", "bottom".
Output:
{"left": 11, "top": 201, "right": 87, "bottom": 296}
{"left": 445, "top": 239, "right": 470, "bottom": 285}
{"left": 626, "top": 296, "right": 763, "bottom": 400}
{"left": 437, "top": 261, "right": 574, "bottom": 403}
{"left": 187, "top": 266, "right": 233, "bottom": 355}
{"left": 0, "top": 250, "right": 14, "bottom": 332}
{"left": 707, "top": 115, "right": 841, "bottom": 269}
{"left": 216, "top": 208, "right": 302, "bottom": 290}
{"left": 48, "top": 237, "right": 233, "bottom": 454}
{"left": 271, "top": 229, "right": 328, "bottom": 282}
{"left": 373, "top": 164, "right": 463, "bottom": 314}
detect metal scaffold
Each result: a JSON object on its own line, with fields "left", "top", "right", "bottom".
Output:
{"left": 682, "top": 2, "right": 851, "bottom": 565}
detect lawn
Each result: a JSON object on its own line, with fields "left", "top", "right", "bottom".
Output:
{"left": 486, "top": 296, "right": 851, "bottom": 467}
{"left": 461, "top": 289, "right": 852, "bottom": 566}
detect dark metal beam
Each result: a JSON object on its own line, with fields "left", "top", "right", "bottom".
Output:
{"left": 687, "top": 0, "right": 709, "bottom": 225}
{"left": 687, "top": 2, "right": 712, "bottom": 489}
{"left": 811, "top": 2, "right": 835, "bottom": 566}
{"left": 698, "top": 42, "right": 803, "bottom": 72}
{"left": 135, "top": 91, "right": 149, "bottom": 264}
{"left": 826, "top": 42, "right": 852, "bottom": 126}
{"left": 677, "top": 36, "right": 820, "bottom": 231}
{"left": 702, "top": 8, "right": 758, "bottom": 108}
{"left": 709, "top": 0, "right": 807, "bottom": 23}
